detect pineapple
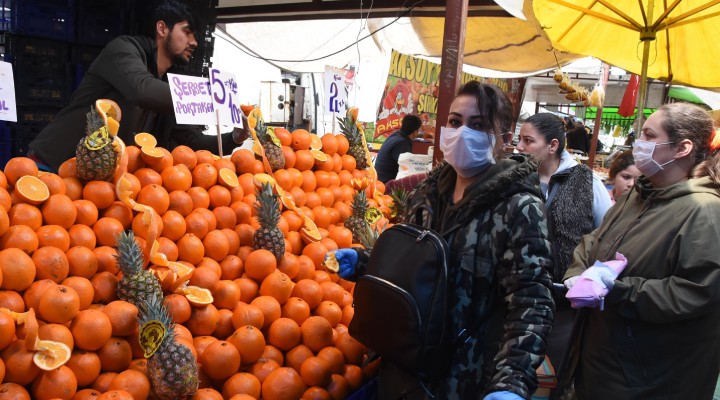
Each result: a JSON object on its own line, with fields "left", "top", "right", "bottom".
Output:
{"left": 256, "top": 118, "right": 285, "bottom": 171}
{"left": 344, "top": 190, "right": 374, "bottom": 248}
{"left": 338, "top": 109, "right": 368, "bottom": 170}
{"left": 138, "top": 295, "right": 198, "bottom": 400}
{"left": 115, "top": 231, "right": 163, "bottom": 306}
{"left": 253, "top": 183, "right": 285, "bottom": 259}
{"left": 76, "top": 106, "right": 118, "bottom": 181}
{"left": 389, "top": 187, "right": 409, "bottom": 224}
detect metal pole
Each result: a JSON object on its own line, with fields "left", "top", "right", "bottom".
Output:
{"left": 635, "top": 1, "right": 655, "bottom": 130}
{"left": 588, "top": 62, "right": 610, "bottom": 168}
{"left": 432, "top": 0, "right": 469, "bottom": 166}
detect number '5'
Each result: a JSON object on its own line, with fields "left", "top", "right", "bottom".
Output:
{"left": 211, "top": 69, "right": 226, "bottom": 104}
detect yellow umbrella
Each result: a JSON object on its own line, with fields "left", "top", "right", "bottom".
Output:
{"left": 533, "top": 0, "right": 720, "bottom": 125}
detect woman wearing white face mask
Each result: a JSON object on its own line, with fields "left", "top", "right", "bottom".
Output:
{"left": 378, "top": 81, "right": 554, "bottom": 400}
{"left": 558, "top": 103, "right": 720, "bottom": 399}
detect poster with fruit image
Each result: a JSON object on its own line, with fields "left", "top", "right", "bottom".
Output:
{"left": 375, "top": 49, "right": 526, "bottom": 140}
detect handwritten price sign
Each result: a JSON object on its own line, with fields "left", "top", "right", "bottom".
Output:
{"left": 168, "top": 73, "right": 214, "bottom": 125}
{"left": 210, "top": 68, "right": 243, "bottom": 128}
{"left": 0, "top": 61, "right": 17, "bottom": 122}
{"left": 324, "top": 66, "right": 348, "bottom": 114}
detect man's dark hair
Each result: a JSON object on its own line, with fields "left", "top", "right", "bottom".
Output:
{"left": 144, "top": 0, "right": 198, "bottom": 38}
{"left": 400, "top": 114, "right": 422, "bottom": 136}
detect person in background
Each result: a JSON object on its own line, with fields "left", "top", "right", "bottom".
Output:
{"left": 333, "top": 81, "right": 554, "bottom": 400}
{"left": 606, "top": 149, "right": 640, "bottom": 203}
{"left": 561, "top": 102, "right": 720, "bottom": 399}
{"left": 624, "top": 130, "right": 636, "bottom": 146}
{"left": 565, "top": 121, "right": 591, "bottom": 154}
{"left": 28, "top": 0, "right": 248, "bottom": 172}
{"left": 374, "top": 114, "right": 422, "bottom": 183}
{"left": 515, "top": 112, "right": 612, "bottom": 374}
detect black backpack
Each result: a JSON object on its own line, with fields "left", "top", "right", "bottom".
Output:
{"left": 349, "top": 222, "right": 471, "bottom": 379}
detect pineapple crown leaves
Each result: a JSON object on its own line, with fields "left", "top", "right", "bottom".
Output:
{"left": 337, "top": 114, "right": 362, "bottom": 145}
{"left": 137, "top": 293, "right": 176, "bottom": 340}
{"left": 254, "top": 182, "right": 281, "bottom": 226}
{"left": 85, "top": 106, "right": 105, "bottom": 134}
{"left": 114, "top": 231, "right": 146, "bottom": 276}
{"left": 350, "top": 190, "right": 369, "bottom": 214}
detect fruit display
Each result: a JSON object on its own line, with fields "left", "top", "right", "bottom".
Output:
{"left": 0, "top": 104, "right": 392, "bottom": 399}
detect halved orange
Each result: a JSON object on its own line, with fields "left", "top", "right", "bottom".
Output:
{"left": 310, "top": 149, "right": 328, "bottom": 162}
{"left": 310, "top": 134, "right": 323, "bottom": 151}
{"left": 140, "top": 146, "right": 164, "bottom": 160}
{"left": 134, "top": 132, "right": 158, "bottom": 148}
{"left": 170, "top": 272, "right": 192, "bottom": 292}
{"left": 253, "top": 173, "right": 276, "bottom": 188}
{"left": 324, "top": 251, "right": 339, "bottom": 273}
{"left": 168, "top": 261, "right": 194, "bottom": 279}
{"left": 175, "top": 285, "right": 213, "bottom": 306}
{"left": 14, "top": 175, "right": 50, "bottom": 205}
{"left": 33, "top": 339, "right": 71, "bottom": 370}
{"left": 218, "top": 168, "right": 239, "bottom": 188}
{"left": 96, "top": 99, "right": 122, "bottom": 135}
{"left": 240, "top": 104, "right": 255, "bottom": 116}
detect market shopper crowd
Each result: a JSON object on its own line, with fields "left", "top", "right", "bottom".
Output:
{"left": 332, "top": 82, "right": 720, "bottom": 400}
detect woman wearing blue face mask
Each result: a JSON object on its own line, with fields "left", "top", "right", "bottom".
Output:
{"left": 558, "top": 103, "right": 720, "bottom": 399}
{"left": 332, "top": 81, "right": 555, "bottom": 400}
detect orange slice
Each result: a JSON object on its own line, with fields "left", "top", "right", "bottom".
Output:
{"left": 218, "top": 168, "right": 239, "bottom": 188}
{"left": 348, "top": 107, "right": 359, "bottom": 123}
{"left": 168, "top": 261, "right": 194, "bottom": 279}
{"left": 140, "top": 146, "right": 164, "bottom": 160}
{"left": 310, "top": 134, "right": 322, "bottom": 151}
{"left": 247, "top": 108, "right": 262, "bottom": 130}
{"left": 134, "top": 132, "right": 158, "bottom": 148}
{"left": 310, "top": 149, "right": 328, "bottom": 162}
{"left": 176, "top": 285, "right": 213, "bottom": 306}
{"left": 240, "top": 104, "right": 255, "bottom": 116}
{"left": 33, "top": 339, "right": 71, "bottom": 370}
{"left": 14, "top": 175, "right": 50, "bottom": 205}
{"left": 96, "top": 99, "right": 122, "bottom": 135}
{"left": 152, "top": 268, "right": 174, "bottom": 291}
{"left": 149, "top": 240, "right": 169, "bottom": 267}
{"left": 253, "top": 173, "right": 276, "bottom": 189}
{"left": 323, "top": 251, "right": 339, "bottom": 273}
{"left": 0, "top": 308, "right": 39, "bottom": 350}
{"left": 351, "top": 177, "right": 369, "bottom": 191}
{"left": 170, "top": 272, "right": 192, "bottom": 293}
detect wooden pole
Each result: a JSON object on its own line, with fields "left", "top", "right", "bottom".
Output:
{"left": 588, "top": 62, "right": 610, "bottom": 168}
{"left": 634, "top": 1, "right": 655, "bottom": 130}
{"left": 432, "top": 0, "right": 469, "bottom": 166}
{"left": 216, "top": 109, "right": 224, "bottom": 157}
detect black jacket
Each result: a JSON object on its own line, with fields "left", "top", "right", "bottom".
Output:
{"left": 30, "top": 35, "right": 238, "bottom": 171}
{"left": 374, "top": 131, "right": 412, "bottom": 183}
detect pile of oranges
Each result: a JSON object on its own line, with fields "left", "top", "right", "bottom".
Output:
{"left": 0, "top": 127, "right": 389, "bottom": 400}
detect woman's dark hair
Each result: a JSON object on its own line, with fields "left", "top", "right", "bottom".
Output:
{"left": 659, "top": 103, "right": 720, "bottom": 183}
{"left": 145, "top": 0, "right": 198, "bottom": 38}
{"left": 608, "top": 150, "right": 635, "bottom": 180}
{"left": 524, "top": 112, "right": 566, "bottom": 159}
{"left": 456, "top": 81, "right": 513, "bottom": 136}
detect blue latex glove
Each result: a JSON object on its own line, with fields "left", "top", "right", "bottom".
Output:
{"left": 327, "top": 249, "right": 358, "bottom": 279}
{"left": 483, "top": 391, "right": 523, "bottom": 400}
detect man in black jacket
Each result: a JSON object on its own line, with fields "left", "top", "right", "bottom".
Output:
{"left": 375, "top": 114, "right": 422, "bottom": 183}
{"left": 29, "top": 0, "right": 248, "bottom": 172}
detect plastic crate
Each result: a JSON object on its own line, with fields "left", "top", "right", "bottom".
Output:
{"left": 12, "top": 0, "right": 75, "bottom": 42}
{"left": 347, "top": 377, "right": 378, "bottom": 400}
{"left": 12, "top": 137, "right": 31, "bottom": 157}
{"left": 5, "top": 35, "right": 69, "bottom": 76}
{"left": 14, "top": 72, "right": 71, "bottom": 107}
{"left": 0, "top": 139, "right": 11, "bottom": 169}
{"left": 76, "top": 0, "right": 127, "bottom": 46}
{"left": 70, "top": 44, "right": 102, "bottom": 66}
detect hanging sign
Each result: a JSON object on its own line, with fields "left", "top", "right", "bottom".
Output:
{"left": 0, "top": 61, "right": 17, "bottom": 122}
{"left": 324, "top": 66, "right": 349, "bottom": 114}
{"left": 209, "top": 68, "right": 244, "bottom": 128}
{"left": 168, "top": 73, "right": 215, "bottom": 125}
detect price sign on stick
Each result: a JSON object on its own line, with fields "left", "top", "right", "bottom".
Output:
{"left": 209, "top": 68, "right": 244, "bottom": 128}
{"left": 0, "top": 61, "right": 17, "bottom": 122}
{"left": 168, "top": 73, "right": 214, "bottom": 125}
{"left": 324, "top": 66, "right": 349, "bottom": 114}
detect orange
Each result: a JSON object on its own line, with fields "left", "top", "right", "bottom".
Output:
{"left": 161, "top": 164, "right": 192, "bottom": 192}
{"left": 302, "top": 387, "right": 332, "bottom": 400}
{"left": 37, "top": 323, "right": 74, "bottom": 350}
{"left": 22, "top": 279, "right": 56, "bottom": 316}
{"left": 101, "top": 301, "right": 138, "bottom": 337}
{"left": 259, "top": 271, "right": 294, "bottom": 305}
{"left": 108, "top": 370, "right": 150, "bottom": 400}
{"left": 231, "top": 201, "right": 252, "bottom": 224}
{"left": 63, "top": 177, "right": 83, "bottom": 200}
{"left": 295, "top": 149, "right": 316, "bottom": 172}
{"left": 222, "top": 372, "right": 261, "bottom": 399}
{"left": 66, "top": 350, "right": 101, "bottom": 388}
{"left": 320, "top": 282, "right": 345, "bottom": 306}
{"left": 245, "top": 249, "right": 277, "bottom": 282}
{"left": 161, "top": 210, "right": 187, "bottom": 241}
{"left": 235, "top": 275, "right": 259, "bottom": 303}
{"left": 164, "top": 293, "right": 192, "bottom": 324}
{"left": 220, "top": 254, "right": 243, "bottom": 281}
{"left": 328, "top": 226, "right": 353, "bottom": 249}
{"left": 133, "top": 168, "right": 162, "bottom": 187}
{"left": 94, "top": 246, "right": 119, "bottom": 274}
{"left": 177, "top": 233, "right": 205, "bottom": 265}
{"left": 92, "top": 217, "right": 125, "bottom": 248}
{"left": 189, "top": 266, "right": 220, "bottom": 292}
{"left": 336, "top": 135, "right": 349, "bottom": 156}
{"left": 30, "top": 365, "right": 77, "bottom": 400}
{"left": 0, "top": 225, "right": 38, "bottom": 254}
{"left": 301, "top": 241, "right": 329, "bottom": 270}
{"left": 195, "top": 207, "right": 218, "bottom": 231}
{"left": 285, "top": 344, "right": 313, "bottom": 371}
{"left": 32, "top": 246, "right": 70, "bottom": 283}
{"left": 213, "top": 280, "right": 241, "bottom": 310}
{"left": 61, "top": 276, "right": 94, "bottom": 311}
{"left": 185, "top": 211, "right": 209, "bottom": 239}
{"left": 193, "top": 336, "right": 218, "bottom": 360}
{"left": 74, "top": 388, "right": 102, "bottom": 400}
{"left": 214, "top": 308, "right": 235, "bottom": 339}
{"left": 82, "top": 181, "right": 116, "bottom": 210}
{"left": 193, "top": 388, "right": 223, "bottom": 400}
{"left": 0, "top": 248, "right": 35, "bottom": 291}
{"left": 37, "top": 284, "right": 80, "bottom": 324}
{"left": 300, "top": 169, "right": 317, "bottom": 192}
{"left": 13, "top": 175, "right": 49, "bottom": 205}
{"left": 120, "top": 173, "right": 141, "bottom": 200}
{"left": 98, "top": 337, "right": 132, "bottom": 372}
{"left": 314, "top": 301, "right": 342, "bottom": 328}
{"left": 227, "top": 325, "right": 265, "bottom": 365}
{"left": 58, "top": 158, "right": 78, "bottom": 179}
{"left": 141, "top": 147, "right": 173, "bottom": 173}
{"left": 313, "top": 271, "right": 332, "bottom": 284}
{"left": 260, "top": 367, "right": 305, "bottom": 400}
{"left": 326, "top": 373, "right": 351, "bottom": 400}
{"left": 203, "top": 229, "right": 230, "bottom": 261}
{"left": 201, "top": 340, "right": 241, "bottom": 381}
{"left": 0, "top": 291, "right": 24, "bottom": 312}
{"left": 168, "top": 190, "right": 194, "bottom": 216}
{"left": 317, "top": 347, "right": 345, "bottom": 375}
{"left": 0, "top": 188, "right": 11, "bottom": 212}
{"left": 188, "top": 186, "right": 211, "bottom": 210}
{"left": 300, "top": 356, "right": 332, "bottom": 387}
{"left": 125, "top": 146, "right": 145, "bottom": 173}
{"left": 278, "top": 253, "right": 300, "bottom": 280}
{"left": 212, "top": 206, "right": 237, "bottom": 230}
{"left": 249, "top": 358, "right": 280, "bottom": 385}
{"left": 249, "top": 296, "right": 281, "bottom": 330}
{"left": 320, "top": 134, "right": 339, "bottom": 156}
{"left": 4, "top": 157, "right": 38, "bottom": 186}
{"left": 41, "top": 194, "right": 77, "bottom": 229}
{"left": 195, "top": 150, "right": 215, "bottom": 165}
{"left": 301, "top": 316, "right": 334, "bottom": 352}
{"left": 91, "top": 372, "right": 118, "bottom": 393}
{"left": 214, "top": 158, "right": 236, "bottom": 174}
{"left": 0, "top": 207, "right": 8, "bottom": 239}
{"left": 340, "top": 154, "right": 356, "bottom": 171}
{"left": 73, "top": 199, "right": 99, "bottom": 226}
{"left": 235, "top": 224, "right": 255, "bottom": 248}
{"left": 291, "top": 129, "right": 312, "bottom": 151}
{"left": 267, "top": 317, "right": 301, "bottom": 351}
{"left": 281, "top": 297, "right": 311, "bottom": 326}
{"left": 335, "top": 331, "right": 365, "bottom": 365}
{"left": 90, "top": 271, "right": 119, "bottom": 304}
{"left": 102, "top": 201, "right": 133, "bottom": 230}
{"left": 137, "top": 184, "right": 170, "bottom": 215}
{"left": 36, "top": 224, "right": 71, "bottom": 251}
{"left": 231, "top": 302, "right": 264, "bottom": 331}
{"left": 295, "top": 255, "right": 318, "bottom": 282}
{"left": 281, "top": 146, "right": 296, "bottom": 169}
{"left": 231, "top": 149, "right": 258, "bottom": 175}
{"left": 171, "top": 145, "right": 198, "bottom": 170}
{"left": 192, "top": 163, "right": 219, "bottom": 189}
{"left": 186, "top": 304, "right": 220, "bottom": 336}
{"left": 1, "top": 340, "right": 40, "bottom": 385}
{"left": 274, "top": 128, "right": 292, "bottom": 147}
{"left": 343, "top": 364, "right": 363, "bottom": 390}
